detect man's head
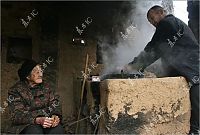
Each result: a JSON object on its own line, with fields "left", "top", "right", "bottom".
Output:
{"left": 147, "top": 5, "right": 167, "bottom": 27}
{"left": 18, "top": 59, "right": 43, "bottom": 86}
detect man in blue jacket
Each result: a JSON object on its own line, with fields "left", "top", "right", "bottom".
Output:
{"left": 124, "top": 5, "right": 199, "bottom": 134}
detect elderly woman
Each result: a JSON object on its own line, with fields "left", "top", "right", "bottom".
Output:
{"left": 8, "top": 59, "right": 65, "bottom": 134}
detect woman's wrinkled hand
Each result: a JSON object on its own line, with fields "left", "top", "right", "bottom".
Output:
{"left": 35, "top": 117, "right": 54, "bottom": 128}
{"left": 51, "top": 115, "right": 60, "bottom": 127}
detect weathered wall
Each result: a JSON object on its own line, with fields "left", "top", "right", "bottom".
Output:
{"left": 1, "top": 2, "right": 105, "bottom": 133}
{"left": 1, "top": 2, "right": 41, "bottom": 132}
{"left": 57, "top": 19, "right": 104, "bottom": 133}
{"left": 99, "top": 77, "right": 190, "bottom": 134}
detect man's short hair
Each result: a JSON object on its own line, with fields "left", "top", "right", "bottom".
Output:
{"left": 147, "top": 5, "right": 166, "bottom": 18}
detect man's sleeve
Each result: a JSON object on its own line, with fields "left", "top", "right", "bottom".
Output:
{"left": 128, "top": 45, "right": 160, "bottom": 71}
{"left": 128, "top": 19, "right": 172, "bottom": 70}
{"left": 8, "top": 89, "right": 45, "bottom": 125}
{"left": 150, "top": 17, "right": 183, "bottom": 46}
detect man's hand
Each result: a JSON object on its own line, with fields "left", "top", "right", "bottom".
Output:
{"left": 123, "top": 64, "right": 133, "bottom": 73}
{"left": 35, "top": 117, "right": 54, "bottom": 128}
{"left": 123, "top": 64, "right": 139, "bottom": 73}
{"left": 51, "top": 115, "right": 60, "bottom": 127}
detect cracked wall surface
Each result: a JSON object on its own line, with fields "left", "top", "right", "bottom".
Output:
{"left": 99, "top": 77, "right": 190, "bottom": 134}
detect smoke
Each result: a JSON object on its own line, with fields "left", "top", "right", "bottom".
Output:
{"left": 98, "top": 0, "right": 173, "bottom": 75}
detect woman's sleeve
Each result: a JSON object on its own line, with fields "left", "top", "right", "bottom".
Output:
{"left": 47, "top": 87, "right": 62, "bottom": 119}
{"left": 8, "top": 89, "right": 47, "bottom": 125}
{"left": 8, "top": 90, "right": 36, "bottom": 125}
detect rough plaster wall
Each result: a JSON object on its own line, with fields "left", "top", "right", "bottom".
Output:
{"left": 56, "top": 4, "right": 106, "bottom": 125}
{"left": 37, "top": 4, "right": 59, "bottom": 97}
{"left": 1, "top": 44, "right": 21, "bottom": 132}
{"left": 1, "top": 2, "right": 41, "bottom": 132}
{"left": 99, "top": 77, "right": 190, "bottom": 134}
{"left": 1, "top": 2, "right": 104, "bottom": 133}
{"left": 57, "top": 34, "right": 103, "bottom": 119}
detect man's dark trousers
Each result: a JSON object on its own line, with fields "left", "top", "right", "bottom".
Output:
{"left": 189, "top": 84, "right": 199, "bottom": 134}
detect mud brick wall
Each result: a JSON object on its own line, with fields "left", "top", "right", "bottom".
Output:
{"left": 99, "top": 77, "right": 190, "bottom": 134}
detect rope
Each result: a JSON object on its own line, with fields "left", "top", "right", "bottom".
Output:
{"left": 93, "top": 116, "right": 100, "bottom": 134}
{"left": 64, "top": 106, "right": 106, "bottom": 134}
{"left": 63, "top": 116, "right": 89, "bottom": 127}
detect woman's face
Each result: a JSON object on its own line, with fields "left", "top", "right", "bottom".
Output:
{"left": 27, "top": 65, "right": 43, "bottom": 85}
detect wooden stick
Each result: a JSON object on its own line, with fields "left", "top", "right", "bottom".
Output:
{"left": 76, "top": 54, "right": 89, "bottom": 133}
